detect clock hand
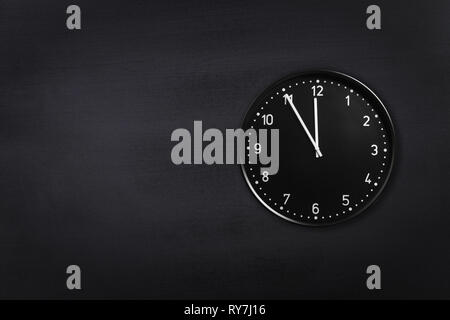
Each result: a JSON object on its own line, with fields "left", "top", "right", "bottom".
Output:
{"left": 283, "top": 94, "right": 323, "bottom": 157}
{"left": 314, "top": 97, "right": 319, "bottom": 158}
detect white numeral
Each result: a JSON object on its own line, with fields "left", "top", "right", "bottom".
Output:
{"left": 312, "top": 203, "right": 319, "bottom": 214}
{"left": 363, "top": 115, "right": 370, "bottom": 127}
{"left": 371, "top": 144, "right": 378, "bottom": 156}
{"left": 262, "top": 114, "right": 273, "bottom": 125}
{"left": 254, "top": 143, "right": 261, "bottom": 154}
{"left": 262, "top": 171, "right": 269, "bottom": 182}
{"left": 342, "top": 195, "right": 350, "bottom": 206}
{"left": 311, "top": 85, "right": 323, "bottom": 97}
{"left": 283, "top": 193, "right": 291, "bottom": 205}
{"left": 283, "top": 94, "right": 293, "bottom": 105}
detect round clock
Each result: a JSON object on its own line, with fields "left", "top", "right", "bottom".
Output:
{"left": 241, "top": 71, "right": 395, "bottom": 226}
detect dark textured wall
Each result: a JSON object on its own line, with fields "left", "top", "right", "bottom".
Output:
{"left": 0, "top": 0, "right": 449, "bottom": 299}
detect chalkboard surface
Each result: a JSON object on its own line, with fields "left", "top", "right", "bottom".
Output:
{"left": 0, "top": 0, "right": 449, "bottom": 299}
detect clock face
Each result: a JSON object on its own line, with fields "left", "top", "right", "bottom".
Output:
{"left": 242, "top": 71, "right": 395, "bottom": 226}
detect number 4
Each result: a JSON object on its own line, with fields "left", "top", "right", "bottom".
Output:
{"left": 365, "top": 173, "right": 372, "bottom": 184}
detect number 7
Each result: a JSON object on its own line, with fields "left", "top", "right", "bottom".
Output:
{"left": 283, "top": 193, "right": 291, "bottom": 205}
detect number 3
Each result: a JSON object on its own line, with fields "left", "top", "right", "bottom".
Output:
{"left": 371, "top": 144, "right": 378, "bottom": 156}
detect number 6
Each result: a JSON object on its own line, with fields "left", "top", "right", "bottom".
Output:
{"left": 312, "top": 203, "right": 319, "bottom": 214}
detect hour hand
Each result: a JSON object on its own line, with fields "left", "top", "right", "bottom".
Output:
{"left": 284, "top": 94, "right": 323, "bottom": 157}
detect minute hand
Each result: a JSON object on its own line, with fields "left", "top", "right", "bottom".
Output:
{"left": 284, "top": 94, "right": 323, "bottom": 157}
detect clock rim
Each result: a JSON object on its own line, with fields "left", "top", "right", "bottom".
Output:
{"left": 240, "top": 69, "right": 396, "bottom": 227}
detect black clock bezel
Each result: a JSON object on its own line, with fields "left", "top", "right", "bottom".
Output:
{"left": 240, "top": 70, "right": 396, "bottom": 227}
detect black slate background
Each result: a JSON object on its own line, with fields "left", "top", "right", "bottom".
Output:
{"left": 0, "top": 0, "right": 449, "bottom": 299}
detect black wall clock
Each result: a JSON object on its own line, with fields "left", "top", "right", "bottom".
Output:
{"left": 242, "top": 71, "right": 395, "bottom": 226}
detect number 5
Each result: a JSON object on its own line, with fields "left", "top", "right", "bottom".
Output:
{"left": 342, "top": 195, "right": 350, "bottom": 206}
